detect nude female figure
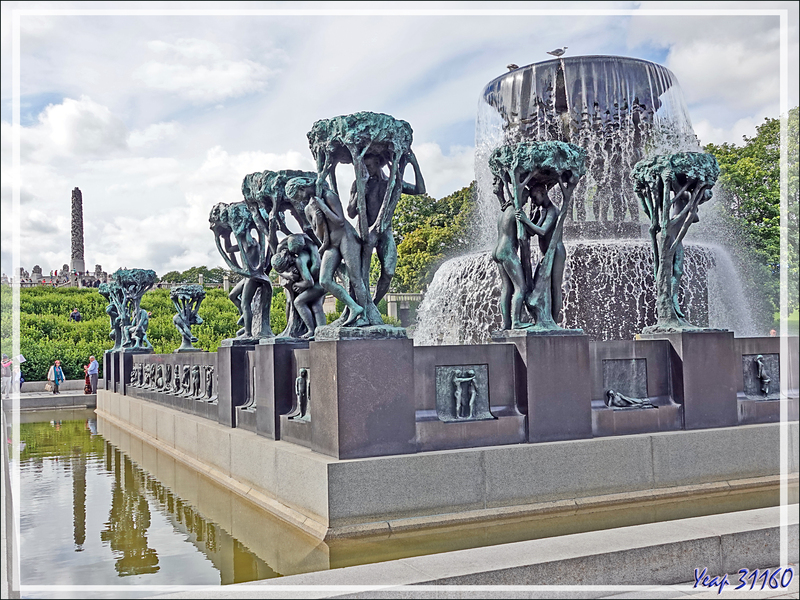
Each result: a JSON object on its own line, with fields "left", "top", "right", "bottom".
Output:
{"left": 515, "top": 182, "right": 567, "bottom": 323}
{"left": 492, "top": 174, "right": 534, "bottom": 330}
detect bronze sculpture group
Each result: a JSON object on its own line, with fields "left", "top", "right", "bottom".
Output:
{"left": 208, "top": 112, "right": 426, "bottom": 343}
{"left": 99, "top": 111, "right": 720, "bottom": 372}
{"left": 490, "top": 141, "right": 587, "bottom": 332}
{"left": 488, "top": 141, "right": 719, "bottom": 336}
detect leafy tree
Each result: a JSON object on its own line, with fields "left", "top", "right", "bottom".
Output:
{"left": 705, "top": 107, "right": 799, "bottom": 313}
{"left": 159, "top": 266, "right": 242, "bottom": 285}
{"left": 392, "top": 182, "right": 477, "bottom": 292}
{"left": 787, "top": 107, "right": 799, "bottom": 313}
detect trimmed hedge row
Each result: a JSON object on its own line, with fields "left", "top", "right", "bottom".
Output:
{"left": 2, "top": 285, "right": 287, "bottom": 381}
{"left": 2, "top": 284, "right": 399, "bottom": 381}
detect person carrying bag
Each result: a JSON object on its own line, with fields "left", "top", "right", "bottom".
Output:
{"left": 46, "top": 360, "right": 65, "bottom": 394}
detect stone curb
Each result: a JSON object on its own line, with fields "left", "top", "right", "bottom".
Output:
{"left": 150, "top": 506, "right": 799, "bottom": 599}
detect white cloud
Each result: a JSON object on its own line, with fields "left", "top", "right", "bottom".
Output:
{"left": 24, "top": 96, "right": 128, "bottom": 162}
{"left": 134, "top": 38, "right": 274, "bottom": 103}
{"left": 147, "top": 38, "right": 224, "bottom": 61}
{"left": 693, "top": 114, "right": 768, "bottom": 147}
{"left": 413, "top": 143, "right": 475, "bottom": 199}
{"left": 665, "top": 40, "right": 779, "bottom": 111}
{"left": 128, "top": 121, "right": 181, "bottom": 148}
{"left": 186, "top": 146, "right": 316, "bottom": 202}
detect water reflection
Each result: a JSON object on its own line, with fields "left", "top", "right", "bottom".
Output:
{"left": 16, "top": 410, "right": 279, "bottom": 588}
{"left": 100, "top": 449, "right": 159, "bottom": 575}
{"left": 13, "top": 409, "right": 797, "bottom": 593}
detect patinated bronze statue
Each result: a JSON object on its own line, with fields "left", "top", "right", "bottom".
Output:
{"left": 308, "top": 111, "right": 423, "bottom": 328}
{"left": 605, "top": 389, "right": 656, "bottom": 409}
{"left": 755, "top": 355, "right": 771, "bottom": 395}
{"left": 271, "top": 234, "right": 326, "bottom": 339}
{"left": 106, "top": 268, "right": 156, "bottom": 352}
{"left": 170, "top": 284, "right": 206, "bottom": 352}
{"left": 489, "top": 141, "right": 586, "bottom": 331}
{"left": 632, "top": 152, "right": 719, "bottom": 332}
{"left": 285, "top": 176, "right": 370, "bottom": 327}
{"left": 209, "top": 202, "right": 273, "bottom": 342}
{"left": 99, "top": 281, "right": 124, "bottom": 351}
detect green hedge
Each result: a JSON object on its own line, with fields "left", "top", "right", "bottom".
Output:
{"left": 2, "top": 284, "right": 401, "bottom": 381}
{"left": 2, "top": 285, "right": 290, "bottom": 381}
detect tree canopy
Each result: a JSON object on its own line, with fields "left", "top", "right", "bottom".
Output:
{"left": 391, "top": 182, "right": 477, "bottom": 292}
{"left": 705, "top": 106, "right": 798, "bottom": 313}
{"left": 159, "top": 266, "right": 242, "bottom": 285}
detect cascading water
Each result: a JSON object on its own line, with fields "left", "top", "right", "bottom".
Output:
{"left": 414, "top": 243, "right": 716, "bottom": 345}
{"left": 476, "top": 55, "right": 699, "bottom": 242}
{"left": 415, "top": 55, "right": 761, "bottom": 344}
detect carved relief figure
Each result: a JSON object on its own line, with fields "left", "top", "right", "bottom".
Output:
{"left": 181, "top": 365, "right": 191, "bottom": 396}
{"left": 291, "top": 368, "right": 310, "bottom": 420}
{"left": 172, "top": 365, "right": 181, "bottom": 395}
{"left": 755, "top": 355, "right": 771, "bottom": 395}
{"left": 605, "top": 389, "right": 656, "bottom": 409}
{"left": 204, "top": 365, "right": 216, "bottom": 401}
{"left": 164, "top": 364, "right": 173, "bottom": 393}
{"left": 154, "top": 364, "right": 164, "bottom": 390}
{"left": 453, "top": 369, "right": 478, "bottom": 418}
{"left": 190, "top": 365, "right": 202, "bottom": 398}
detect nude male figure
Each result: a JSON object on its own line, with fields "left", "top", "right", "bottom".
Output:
{"left": 347, "top": 151, "right": 425, "bottom": 304}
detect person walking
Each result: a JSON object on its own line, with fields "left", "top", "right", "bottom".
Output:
{"left": 1, "top": 354, "right": 12, "bottom": 399}
{"left": 87, "top": 356, "right": 99, "bottom": 393}
{"left": 69, "top": 307, "right": 82, "bottom": 322}
{"left": 47, "top": 360, "right": 65, "bottom": 394}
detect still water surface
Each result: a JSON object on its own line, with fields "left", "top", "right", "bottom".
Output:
{"left": 12, "top": 409, "right": 795, "bottom": 597}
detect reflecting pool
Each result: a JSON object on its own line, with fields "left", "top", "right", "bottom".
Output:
{"left": 11, "top": 409, "right": 797, "bottom": 599}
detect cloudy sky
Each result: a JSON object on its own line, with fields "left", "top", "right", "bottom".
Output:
{"left": 1, "top": 1, "right": 798, "bottom": 278}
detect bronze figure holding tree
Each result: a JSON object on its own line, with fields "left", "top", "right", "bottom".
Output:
{"left": 632, "top": 152, "right": 719, "bottom": 333}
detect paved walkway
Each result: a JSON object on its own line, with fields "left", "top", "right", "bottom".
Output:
{"left": 3, "top": 389, "right": 97, "bottom": 411}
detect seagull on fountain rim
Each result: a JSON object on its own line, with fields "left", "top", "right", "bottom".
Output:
{"left": 547, "top": 46, "right": 568, "bottom": 57}
{"left": 506, "top": 63, "right": 519, "bottom": 71}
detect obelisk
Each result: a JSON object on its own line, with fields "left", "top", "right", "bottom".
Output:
{"left": 70, "top": 187, "right": 85, "bottom": 274}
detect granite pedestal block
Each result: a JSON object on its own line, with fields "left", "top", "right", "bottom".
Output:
{"left": 308, "top": 338, "right": 416, "bottom": 459}
{"left": 493, "top": 331, "right": 592, "bottom": 442}
{"left": 254, "top": 339, "right": 309, "bottom": 440}
{"left": 735, "top": 336, "right": 779, "bottom": 425}
{"left": 218, "top": 344, "right": 255, "bottom": 428}
{"left": 279, "top": 348, "right": 313, "bottom": 448}
{"left": 788, "top": 337, "right": 800, "bottom": 398}
{"left": 639, "top": 331, "right": 738, "bottom": 430}
{"left": 104, "top": 351, "right": 120, "bottom": 393}
{"left": 589, "top": 339, "right": 683, "bottom": 436}
{"left": 413, "top": 344, "right": 526, "bottom": 451}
